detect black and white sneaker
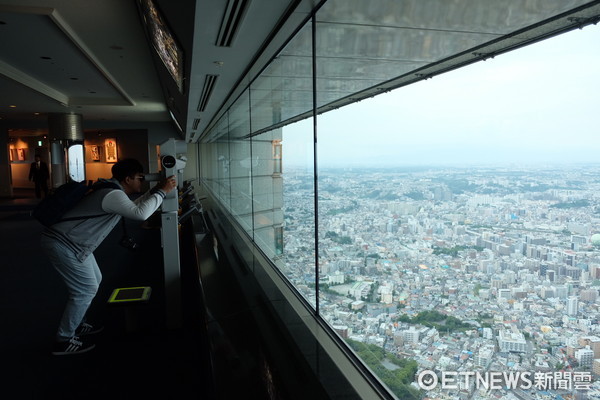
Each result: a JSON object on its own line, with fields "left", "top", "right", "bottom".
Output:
{"left": 51, "top": 336, "right": 95, "bottom": 356}
{"left": 75, "top": 322, "right": 104, "bottom": 336}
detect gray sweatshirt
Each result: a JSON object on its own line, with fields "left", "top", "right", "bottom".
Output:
{"left": 42, "top": 178, "right": 165, "bottom": 262}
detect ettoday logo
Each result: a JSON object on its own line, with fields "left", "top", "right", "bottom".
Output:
{"left": 416, "top": 370, "right": 593, "bottom": 391}
{"left": 417, "top": 370, "right": 438, "bottom": 390}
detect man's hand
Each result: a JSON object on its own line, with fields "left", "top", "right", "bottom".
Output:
{"left": 158, "top": 175, "right": 177, "bottom": 194}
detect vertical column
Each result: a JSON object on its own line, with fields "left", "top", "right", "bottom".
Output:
{"left": 0, "top": 126, "right": 12, "bottom": 197}
{"left": 159, "top": 138, "right": 187, "bottom": 329}
{"left": 47, "top": 113, "right": 84, "bottom": 186}
{"left": 50, "top": 142, "right": 66, "bottom": 187}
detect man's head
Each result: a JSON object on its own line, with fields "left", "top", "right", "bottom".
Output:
{"left": 35, "top": 154, "right": 41, "bottom": 162}
{"left": 111, "top": 159, "right": 145, "bottom": 194}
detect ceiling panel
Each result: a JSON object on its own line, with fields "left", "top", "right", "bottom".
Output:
{"left": 0, "top": 0, "right": 167, "bottom": 124}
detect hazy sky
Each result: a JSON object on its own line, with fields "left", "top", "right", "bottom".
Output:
{"left": 283, "top": 24, "right": 600, "bottom": 168}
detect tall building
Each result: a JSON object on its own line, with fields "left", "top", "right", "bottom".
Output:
{"left": 555, "top": 285, "right": 568, "bottom": 299}
{"left": 498, "top": 325, "right": 527, "bottom": 353}
{"left": 579, "top": 336, "right": 600, "bottom": 358}
{"left": 402, "top": 327, "right": 421, "bottom": 345}
{"left": 581, "top": 289, "right": 598, "bottom": 303}
{"left": 566, "top": 266, "right": 582, "bottom": 279}
{"left": 541, "top": 286, "right": 555, "bottom": 299}
{"left": 475, "top": 346, "right": 495, "bottom": 368}
{"left": 498, "top": 288, "right": 512, "bottom": 302}
{"left": 576, "top": 346, "right": 594, "bottom": 367}
{"left": 594, "top": 359, "right": 600, "bottom": 376}
{"left": 590, "top": 265, "right": 600, "bottom": 279}
{"left": 567, "top": 296, "right": 579, "bottom": 316}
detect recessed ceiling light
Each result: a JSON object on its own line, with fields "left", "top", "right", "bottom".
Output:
{"left": 9, "top": 105, "right": 16, "bottom": 108}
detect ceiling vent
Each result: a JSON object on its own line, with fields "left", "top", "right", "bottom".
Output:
{"left": 192, "top": 118, "right": 201, "bottom": 130}
{"left": 215, "top": 0, "right": 250, "bottom": 47}
{"left": 197, "top": 75, "right": 218, "bottom": 112}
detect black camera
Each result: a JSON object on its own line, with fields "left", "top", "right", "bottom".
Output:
{"left": 119, "top": 236, "right": 139, "bottom": 251}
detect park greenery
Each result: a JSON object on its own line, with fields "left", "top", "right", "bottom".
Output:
{"left": 326, "top": 200, "right": 359, "bottom": 216}
{"left": 404, "top": 191, "right": 425, "bottom": 201}
{"left": 345, "top": 338, "right": 420, "bottom": 399}
{"left": 325, "top": 231, "right": 353, "bottom": 244}
{"left": 432, "top": 245, "right": 484, "bottom": 257}
{"left": 550, "top": 199, "right": 590, "bottom": 209}
{"left": 396, "top": 310, "right": 474, "bottom": 333}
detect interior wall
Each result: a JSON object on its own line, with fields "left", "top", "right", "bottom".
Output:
{"left": 84, "top": 129, "right": 148, "bottom": 182}
{"left": 6, "top": 130, "right": 150, "bottom": 190}
{"left": 0, "top": 127, "right": 11, "bottom": 197}
{"left": 8, "top": 136, "right": 47, "bottom": 189}
{"left": 87, "top": 121, "right": 181, "bottom": 176}
{"left": 3, "top": 121, "right": 179, "bottom": 195}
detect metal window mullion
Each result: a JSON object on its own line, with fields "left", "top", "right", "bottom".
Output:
{"left": 311, "top": 14, "right": 320, "bottom": 316}
{"left": 248, "top": 88, "right": 255, "bottom": 241}
{"left": 227, "top": 112, "right": 233, "bottom": 216}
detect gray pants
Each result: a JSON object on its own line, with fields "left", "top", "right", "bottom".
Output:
{"left": 41, "top": 236, "right": 101, "bottom": 341}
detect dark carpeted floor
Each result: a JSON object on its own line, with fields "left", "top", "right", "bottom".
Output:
{"left": 0, "top": 209, "right": 212, "bottom": 399}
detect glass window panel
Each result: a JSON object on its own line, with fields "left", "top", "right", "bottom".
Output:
{"left": 215, "top": 115, "right": 231, "bottom": 212}
{"left": 228, "top": 91, "right": 253, "bottom": 236}
{"left": 234, "top": 0, "right": 594, "bottom": 138}
{"left": 281, "top": 118, "right": 317, "bottom": 308}
{"left": 250, "top": 20, "right": 313, "bottom": 133}
{"left": 200, "top": 141, "right": 218, "bottom": 194}
{"left": 201, "top": 112, "right": 232, "bottom": 201}
{"left": 252, "top": 128, "right": 284, "bottom": 261}
{"left": 198, "top": 6, "right": 598, "bottom": 397}
{"left": 67, "top": 144, "right": 85, "bottom": 182}
{"left": 314, "top": 25, "right": 599, "bottom": 399}
{"left": 229, "top": 139, "right": 253, "bottom": 235}
{"left": 314, "top": 0, "right": 593, "bottom": 108}
{"left": 316, "top": 0, "right": 589, "bottom": 34}
{"left": 228, "top": 90, "right": 251, "bottom": 141}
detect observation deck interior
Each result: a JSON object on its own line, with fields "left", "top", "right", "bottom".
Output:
{"left": 1, "top": 1, "right": 600, "bottom": 399}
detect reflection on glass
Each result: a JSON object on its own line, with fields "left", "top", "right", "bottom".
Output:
{"left": 250, "top": 20, "right": 313, "bottom": 133}
{"left": 314, "top": 0, "right": 591, "bottom": 109}
{"left": 229, "top": 137, "right": 253, "bottom": 235}
{"left": 281, "top": 118, "right": 317, "bottom": 307}
{"left": 252, "top": 128, "right": 284, "bottom": 261}
{"left": 215, "top": 115, "right": 231, "bottom": 213}
{"left": 245, "top": 0, "right": 593, "bottom": 137}
{"left": 229, "top": 92, "right": 253, "bottom": 235}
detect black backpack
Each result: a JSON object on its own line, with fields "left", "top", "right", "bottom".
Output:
{"left": 32, "top": 180, "right": 119, "bottom": 227}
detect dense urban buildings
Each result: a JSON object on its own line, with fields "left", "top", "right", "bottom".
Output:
{"left": 282, "top": 164, "right": 600, "bottom": 399}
